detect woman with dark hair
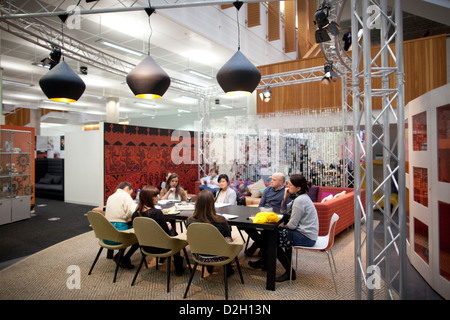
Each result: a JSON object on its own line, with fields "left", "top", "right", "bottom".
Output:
{"left": 131, "top": 185, "right": 185, "bottom": 276}
{"left": 187, "top": 190, "right": 235, "bottom": 276}
{"left": 249, "top": 174, "right": 319, "bottom": 282}
{"left": 215, "top": 174, "right": 237, "bottom": 205}
{"left": 160, "top": 173, "right": 187, "bottom": 202}
{"left": 281, "top": 174, "right": 318, "bottom": 248}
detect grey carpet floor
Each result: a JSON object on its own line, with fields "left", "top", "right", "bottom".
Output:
{"left": 0, "top": 224, "right": 388, "bottom": 300}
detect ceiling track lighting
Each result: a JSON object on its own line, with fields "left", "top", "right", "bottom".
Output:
{"left": 216, "top": 1, "right": 261, "bottom": 97}
{"left": 39, "top": 14, "right": 86, "bottom": 103}
{"left": 259, "top": 87, "right": 271, "bottom": 102}
{"left": 126, "top": 7, "right": 171, "bottom": 99}
{"left": 314, "top": 1, "right": 341, "bottom": 44}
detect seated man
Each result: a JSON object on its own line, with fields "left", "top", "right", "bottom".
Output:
{"left": 199, "top": 168, "right": 220, "bottom": 195}
{"left": 259, "top": 172, "right": 290, "bottom": 212}
{"left": 104, "top": 181, "right": 139, "bottom": 269}
{"left": 245, "top": 172, "right": 292, "bottom": 257}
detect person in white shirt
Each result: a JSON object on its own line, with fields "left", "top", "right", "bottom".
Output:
{"left": 199, "top": 168, "right": 220, "bottom": 195}
{"left": 104, "top": 181, "right": 139, "bottom": 269}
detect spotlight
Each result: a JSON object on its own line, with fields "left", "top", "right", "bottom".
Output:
{"left": 259, "top": 87, "right": 271, "bottom": 102}
{"left": 321, "top": 63, "right": 339, "bottom": 85}
{"left": 40, "top": 46, "right": 61, "bottom": 70}
{"left": 314, "top": 3, "right": 341, "bottom": 44}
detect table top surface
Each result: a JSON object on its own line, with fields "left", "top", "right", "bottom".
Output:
{"left": 162, "top": 204, "right": 283, "bottom": 230}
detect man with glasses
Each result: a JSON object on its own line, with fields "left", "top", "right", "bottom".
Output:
{"left": 259, "top": 172, "right": 289, "bottom": 211}
{"left": 245, "top": 172, "right": 292, "bottom": 258}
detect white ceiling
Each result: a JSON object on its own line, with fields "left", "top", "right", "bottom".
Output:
{"left": 1, "top": 0, "right": 268, "bottom": 127}
{"left": 1, "top": 0, "right": 449, "bottom": 130}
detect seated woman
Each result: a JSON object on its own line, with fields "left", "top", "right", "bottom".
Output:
{"left": 187, "top": 190, "right": 235, "bottom": 276}
{"left": 131, "top": 185, "right": 185, "bottom": 276}
{"left": 249, "top": 174, "right": 319, "bottom": 282}
{"left": 215, "top": 174, "right": 237, "bottom": 205}
{"left": 160, "top": 173, "right": 187, "bottom": 202}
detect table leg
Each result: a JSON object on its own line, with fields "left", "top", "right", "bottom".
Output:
{"left": 266, "top": 228, "right": 277, "bottom": 291}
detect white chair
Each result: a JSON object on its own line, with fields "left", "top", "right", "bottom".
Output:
{"left": 290, "top": 213, "right": 339, "bottom": 294}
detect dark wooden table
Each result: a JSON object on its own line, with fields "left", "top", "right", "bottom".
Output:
{"left": 163, "top": 204, "right": 282, "bottom": 291}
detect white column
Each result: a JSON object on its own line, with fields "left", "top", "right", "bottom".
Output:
{"left": 106, "top": 97, "right": 119, "bottom": 123}
{"left": 29, "top": 109, "right": 41, "bottom": 136}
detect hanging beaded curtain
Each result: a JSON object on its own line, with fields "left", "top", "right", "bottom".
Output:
{"left": 208, "top": 108, "right": 352, "bottom": 187}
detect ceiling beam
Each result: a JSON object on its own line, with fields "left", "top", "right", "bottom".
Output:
{"left": 0, "top": 0, "right": 282, "bottom": 20}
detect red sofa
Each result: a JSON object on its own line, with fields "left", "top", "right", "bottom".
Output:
{"left": 313, "top": 186, "right": 366, "bottom": 236}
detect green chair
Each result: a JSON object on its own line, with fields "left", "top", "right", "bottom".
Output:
{"left": 87, "top": 211, "right": 138, "bottom": 283}
{"left": 131, "top": 217, "right": 192, "bottom": 292}
{"left": 184, "top": 222, "right": 244, "bottom": 300}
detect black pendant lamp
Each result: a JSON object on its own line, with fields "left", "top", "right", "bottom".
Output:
{"left": 39, "top": 14, "right": 86, "bottom": 103}
{"left": 126, "top": 55, "right": 171, "bottom": 99}
{"left": 216, "top": 1, "right": 261, "bottom": 97}
{"left": 126, "top": 8, "right": 171, "bottom": 99}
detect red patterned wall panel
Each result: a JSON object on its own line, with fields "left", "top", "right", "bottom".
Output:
{"left": 103, "top": 123, "right": 198, "bottom": 203}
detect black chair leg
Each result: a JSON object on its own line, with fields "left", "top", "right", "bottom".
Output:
{"left": 223, "top": 265, "right": 228, "bottom": 300}
{"left": 144, "top": 257, "right": 148, "bottom": 269}
{"left": 113, "top": 249, "right": 124, "bottom": 283}
{"left": 235, "top": 257, "right": 244, "bottom": 284}
{"left": 131, "top": 255, "right": 146, "bottom": 286}
{"left": 184, "top": 262, "right": 198, "bottom": 299}
{"left": 183, "top": 247, "right": 192, "bottom": 273}
{"left": 88, "top": 247, "right": 103, "bottom": 275}
{"left": 167, "top": 256, "right": 172, "bottom": 293}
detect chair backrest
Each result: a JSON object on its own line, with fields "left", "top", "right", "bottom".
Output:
{"left": 324, "top": 213, "right": 340, "bottom": 250}
{"left": 186, "top": 222, "right": 234, "bottom": 257}
{"left": 87, "top": 210, "right": 126, "bottom": 243}
{"left": 133, "top": 217, "right": 176, "bottom": 250}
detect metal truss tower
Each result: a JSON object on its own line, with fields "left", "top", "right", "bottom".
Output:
{"left": 350, "top": 0, "right": 406, "bottom": 299}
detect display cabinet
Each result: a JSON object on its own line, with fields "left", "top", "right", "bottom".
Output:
{"left": 406, "top": 84, "right": 450, "bottom": 299}
{"left": 0, "top": 129, "right": 32, "bottom": 225}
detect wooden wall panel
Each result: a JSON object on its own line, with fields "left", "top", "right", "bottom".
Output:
{"left": 284, "top": 0, "right": 296, "bottom": 53}
{"left": 247, "top": 3, "right": 260, "bottom": 28}
{"left": 268, "top": 1, "right": 280, "bottom": 41}
{"left": 5, "top": 108, "right": 30, "bottom": 127}
{"left": 403, "top": 35, "right": 447, "bottom": 104}
{"left": 257, "top": 34, "right": 447, "bottom": 114}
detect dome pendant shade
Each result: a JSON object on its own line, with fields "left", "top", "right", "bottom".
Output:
{"left": 126, "top": 55, "right": 171, "bottom": 99}
{"left": 216, "top": 50, "right": 261, "bottom": 96}
{"left": 39, "top": 60, "right": 86, "bottom": 103}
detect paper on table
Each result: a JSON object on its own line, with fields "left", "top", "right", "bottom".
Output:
{"left": 218, "top": 214, "right": 238, "bottom": 220}
{"left": 158, "top": 199, "right": 181, "bottom": 205}
{"left": 176, "top": 204, "right": 195, "bottom": 211}
{"left": 214, "top": 203, "right": 231, "bottom": 208}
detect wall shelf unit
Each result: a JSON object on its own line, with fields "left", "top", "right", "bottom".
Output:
{"left": 0, "top": 128, "right": 32, "bottom": 225}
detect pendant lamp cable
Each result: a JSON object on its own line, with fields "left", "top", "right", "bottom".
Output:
{"left": 234, "top": 2, "right": 242, "bottom": 51}
{"left": 147, "top": 16, "right": 152, "bottom": 55}
{"left": 60, "top": 19, "right": 65, "bottom": 61}
{"left": 146, "top": 1, "right": 155, "bottom": 56}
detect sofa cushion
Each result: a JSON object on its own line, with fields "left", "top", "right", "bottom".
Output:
{"left": 307, "top": 186, "right": 319, "bottom": 202}
{"left": 321, "top": 194, "right": 334, "bottom": 203}
{"left": 38, "top": 176, "right": 53, "bottom": 184}
{"left": 247, "top": 179, "right": 266, "bottom": 198}
{"left": 320, "top": 191, "right": 335, "bottom": 202}
{"left": 333, "top": 190, "right": 346, "bottom": 199}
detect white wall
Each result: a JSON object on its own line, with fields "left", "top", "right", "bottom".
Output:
{"left": 64, "top": 127, "right": 104, "bottom": 206}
